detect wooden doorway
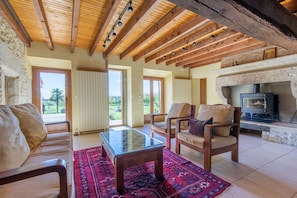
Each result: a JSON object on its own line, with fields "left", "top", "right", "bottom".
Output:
{"left": 32, "top": 67, "right": 72, "bottom": 129}
{"left": 200, "top": 78, "right": 207, "bottom": 104}
{"left": 143, "top": 77, "right": 164, "bottom": 123}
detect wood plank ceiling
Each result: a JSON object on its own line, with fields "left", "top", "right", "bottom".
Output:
{"left": 1, "top": 0, "right": 297, "bottom": 69}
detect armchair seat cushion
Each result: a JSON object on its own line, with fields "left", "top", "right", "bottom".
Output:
{"left": 151, "top": 122, "right": 189, "bottom": 135}
{"left": 177, "top": 132, "right": 237, "bottom": 149}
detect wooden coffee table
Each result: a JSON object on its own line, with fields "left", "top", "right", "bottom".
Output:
{"left": 98, "top": 128, "right": 165, "bottom": 192}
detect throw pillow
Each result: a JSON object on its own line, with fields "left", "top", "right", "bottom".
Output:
{"left": 10, "top": 103, "right": 47, "bottom": 150}
{"left": 0, "top": 106, "right": 30, "bottom": 171}
{"left": 189, "top": 117, "right": 213, "bottom": 137}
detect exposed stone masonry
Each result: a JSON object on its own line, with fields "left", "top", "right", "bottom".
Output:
{"left": 0, "top": 15, "right": 31, "bottom": 104}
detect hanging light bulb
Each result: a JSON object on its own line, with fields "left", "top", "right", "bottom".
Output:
{"left": 107, "top": 37, "right": 111, "bottom": 43}
{"left": 128, "top": 1, "right": 133, "bottom": 13}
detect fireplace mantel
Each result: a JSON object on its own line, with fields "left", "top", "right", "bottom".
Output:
{"left": 214, "top": 54, "right": 297, "bottom": 104}
{"left": 214, "top": 54, "right": 297, "bottom": 147}
{"left": 214, "top": 53, "right": 297, "bottom": 76}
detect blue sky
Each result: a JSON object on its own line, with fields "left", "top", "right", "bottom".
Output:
{"left": 41, "top": 70, "right": 122, "bottom": 98}
{"left": 40, "top": 72, "right": 65, "bottom": 99}
{"left": 108, "top": 70, "right": 122, "bottom": 96}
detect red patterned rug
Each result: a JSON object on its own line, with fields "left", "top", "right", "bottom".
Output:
{"left": 74, "top": 146, "right": 230, "bottom": 198}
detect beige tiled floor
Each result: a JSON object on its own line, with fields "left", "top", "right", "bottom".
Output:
{"left": 73, "top": 125, "right": 297, "bottom": 198}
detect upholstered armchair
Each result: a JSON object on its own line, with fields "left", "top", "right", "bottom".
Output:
{"left": 150, "top": 103, "right": 196, "bottom": 149}
{"left": 175, "top": 104, "right": 241, "bottom": 172}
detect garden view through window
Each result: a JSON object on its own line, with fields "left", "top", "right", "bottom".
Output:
{"left": 143, "top": 78, "right": 163, "bottom": 115}
{"left": 40, "top": 72, "right": 66, "bottom": 123}
{"left": 109, "top": 70, "right": 123, "bottom": 126}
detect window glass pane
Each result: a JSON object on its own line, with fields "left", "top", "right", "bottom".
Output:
{"left": 109, "top": 70, "right": 123, "bottom": 126}
{"left": 143, "top": 80, "right": 150, "bottom": 114}
{"left": 153, "top": 80, "right": 161, "bottom": 113}
{"left": 40, "top": 72, "right": 66, "bottom": 122}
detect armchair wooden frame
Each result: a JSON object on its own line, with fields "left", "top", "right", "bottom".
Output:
{"left": 176, "top": 107, "right": 241, "bottom": 172}
{"left": 150, "top": 105, "right": 196, "bottom": 149}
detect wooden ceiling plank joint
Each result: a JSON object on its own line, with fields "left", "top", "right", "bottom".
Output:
{"left": 33, "top": 0, "right": 54, "bottom": 50}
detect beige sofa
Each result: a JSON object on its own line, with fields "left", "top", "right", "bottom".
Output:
{"left": 0, "top": 103, "right": 73, "bottom": 198}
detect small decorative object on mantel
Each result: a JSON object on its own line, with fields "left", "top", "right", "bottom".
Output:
{"left": 263, "top": 47, "right": 276, "bottom": 59}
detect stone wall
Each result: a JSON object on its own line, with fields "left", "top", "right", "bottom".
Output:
{"left": 0, "top": 15, "right": 31, "bottom": 104}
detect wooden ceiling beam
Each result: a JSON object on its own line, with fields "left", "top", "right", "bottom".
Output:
{"left": 281, "top": 0, "right": 297, "bottom": 13}
{"left": 157, "top": 28, "right": 236, "bottom": 65}
{"left": 184, "top": 41, "right": 268, "bottom": 68}
{"left": 33, "top": 0, "right": 53, "bottom": 50}
{"left": 89, "top": 0, "right": 121, "bottom": 56}
{"left": 168, "top": 0, "right": 297, "bottom": 50}
{"left": 176, "top": 36, "right": 255, "bottom": 66}
{"left": 133, "top": 15, "right": 208, "bottom": 61}
{"left": 120, "top": 6, "right": 186, "bottom": 59}
{"left": 145, "top": 22, "right": 224, "bottom": 62}
{"left": 0, "top": 1, "right": 31, "bottom": 47}
{"left": 103, "top": 0, "right": 160, "bottom": 58}
{"left": 171, "top": 32, "right": 248, "bottom": 66}
{"left": 70, "top": 0, "right": 81, "bottom": 53}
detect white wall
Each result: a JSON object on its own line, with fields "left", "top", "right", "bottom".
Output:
{"left": 26, "top": 42, "right": 190, "bottom": 128}
{"left": 190, "top": 62, "right": 223, "bottom": 105}
{"left": 173, "top": 79, "right": 192, "bottom": 104}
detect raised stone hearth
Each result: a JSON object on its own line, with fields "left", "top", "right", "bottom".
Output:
{"left": 241, "top": 120, "right": 297, "bottom": 147}
{"left": 215, "top": 54, "right": 297, "bottom": 147}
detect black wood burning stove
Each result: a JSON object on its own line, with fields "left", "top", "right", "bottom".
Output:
{"left": 240, "top": 84, "right": 279, "bottom": 122}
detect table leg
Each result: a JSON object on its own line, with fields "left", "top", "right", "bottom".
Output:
{"left": 155, "top": 149, "right": 163, "bottom": 179}
{"left": 101, "top": 145, "right": 107, "bottom": 157}
{"left": 115, "top": 158, "right": 124, "bottom": 192}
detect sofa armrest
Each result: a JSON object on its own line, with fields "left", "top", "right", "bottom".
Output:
{"left": 45, "top": 121, "right": 71, "bottom": 133}
{"left": 0, "top": 159, "right": 68, "bottom": 198}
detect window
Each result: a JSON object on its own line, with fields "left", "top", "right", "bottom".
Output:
{"left": 108, "top": 69, "right": 124, "bottom": 126}
{"left": 32, "top": 67, "right": 72, "bottom": 125}
{"left": 143, "top": 77, "right": 164, "bottom": 123}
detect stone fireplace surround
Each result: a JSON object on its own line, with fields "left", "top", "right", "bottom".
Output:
{"left": 215, "top": 54, "right": 297, "bottom": 147}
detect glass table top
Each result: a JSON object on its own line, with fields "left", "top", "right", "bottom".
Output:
{"left": 99, "top": 128, "right": 165, "bottom": 156}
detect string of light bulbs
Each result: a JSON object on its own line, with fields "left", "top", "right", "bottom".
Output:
{"left": 102, "top": 0, "right": 133, "bottom": 48}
